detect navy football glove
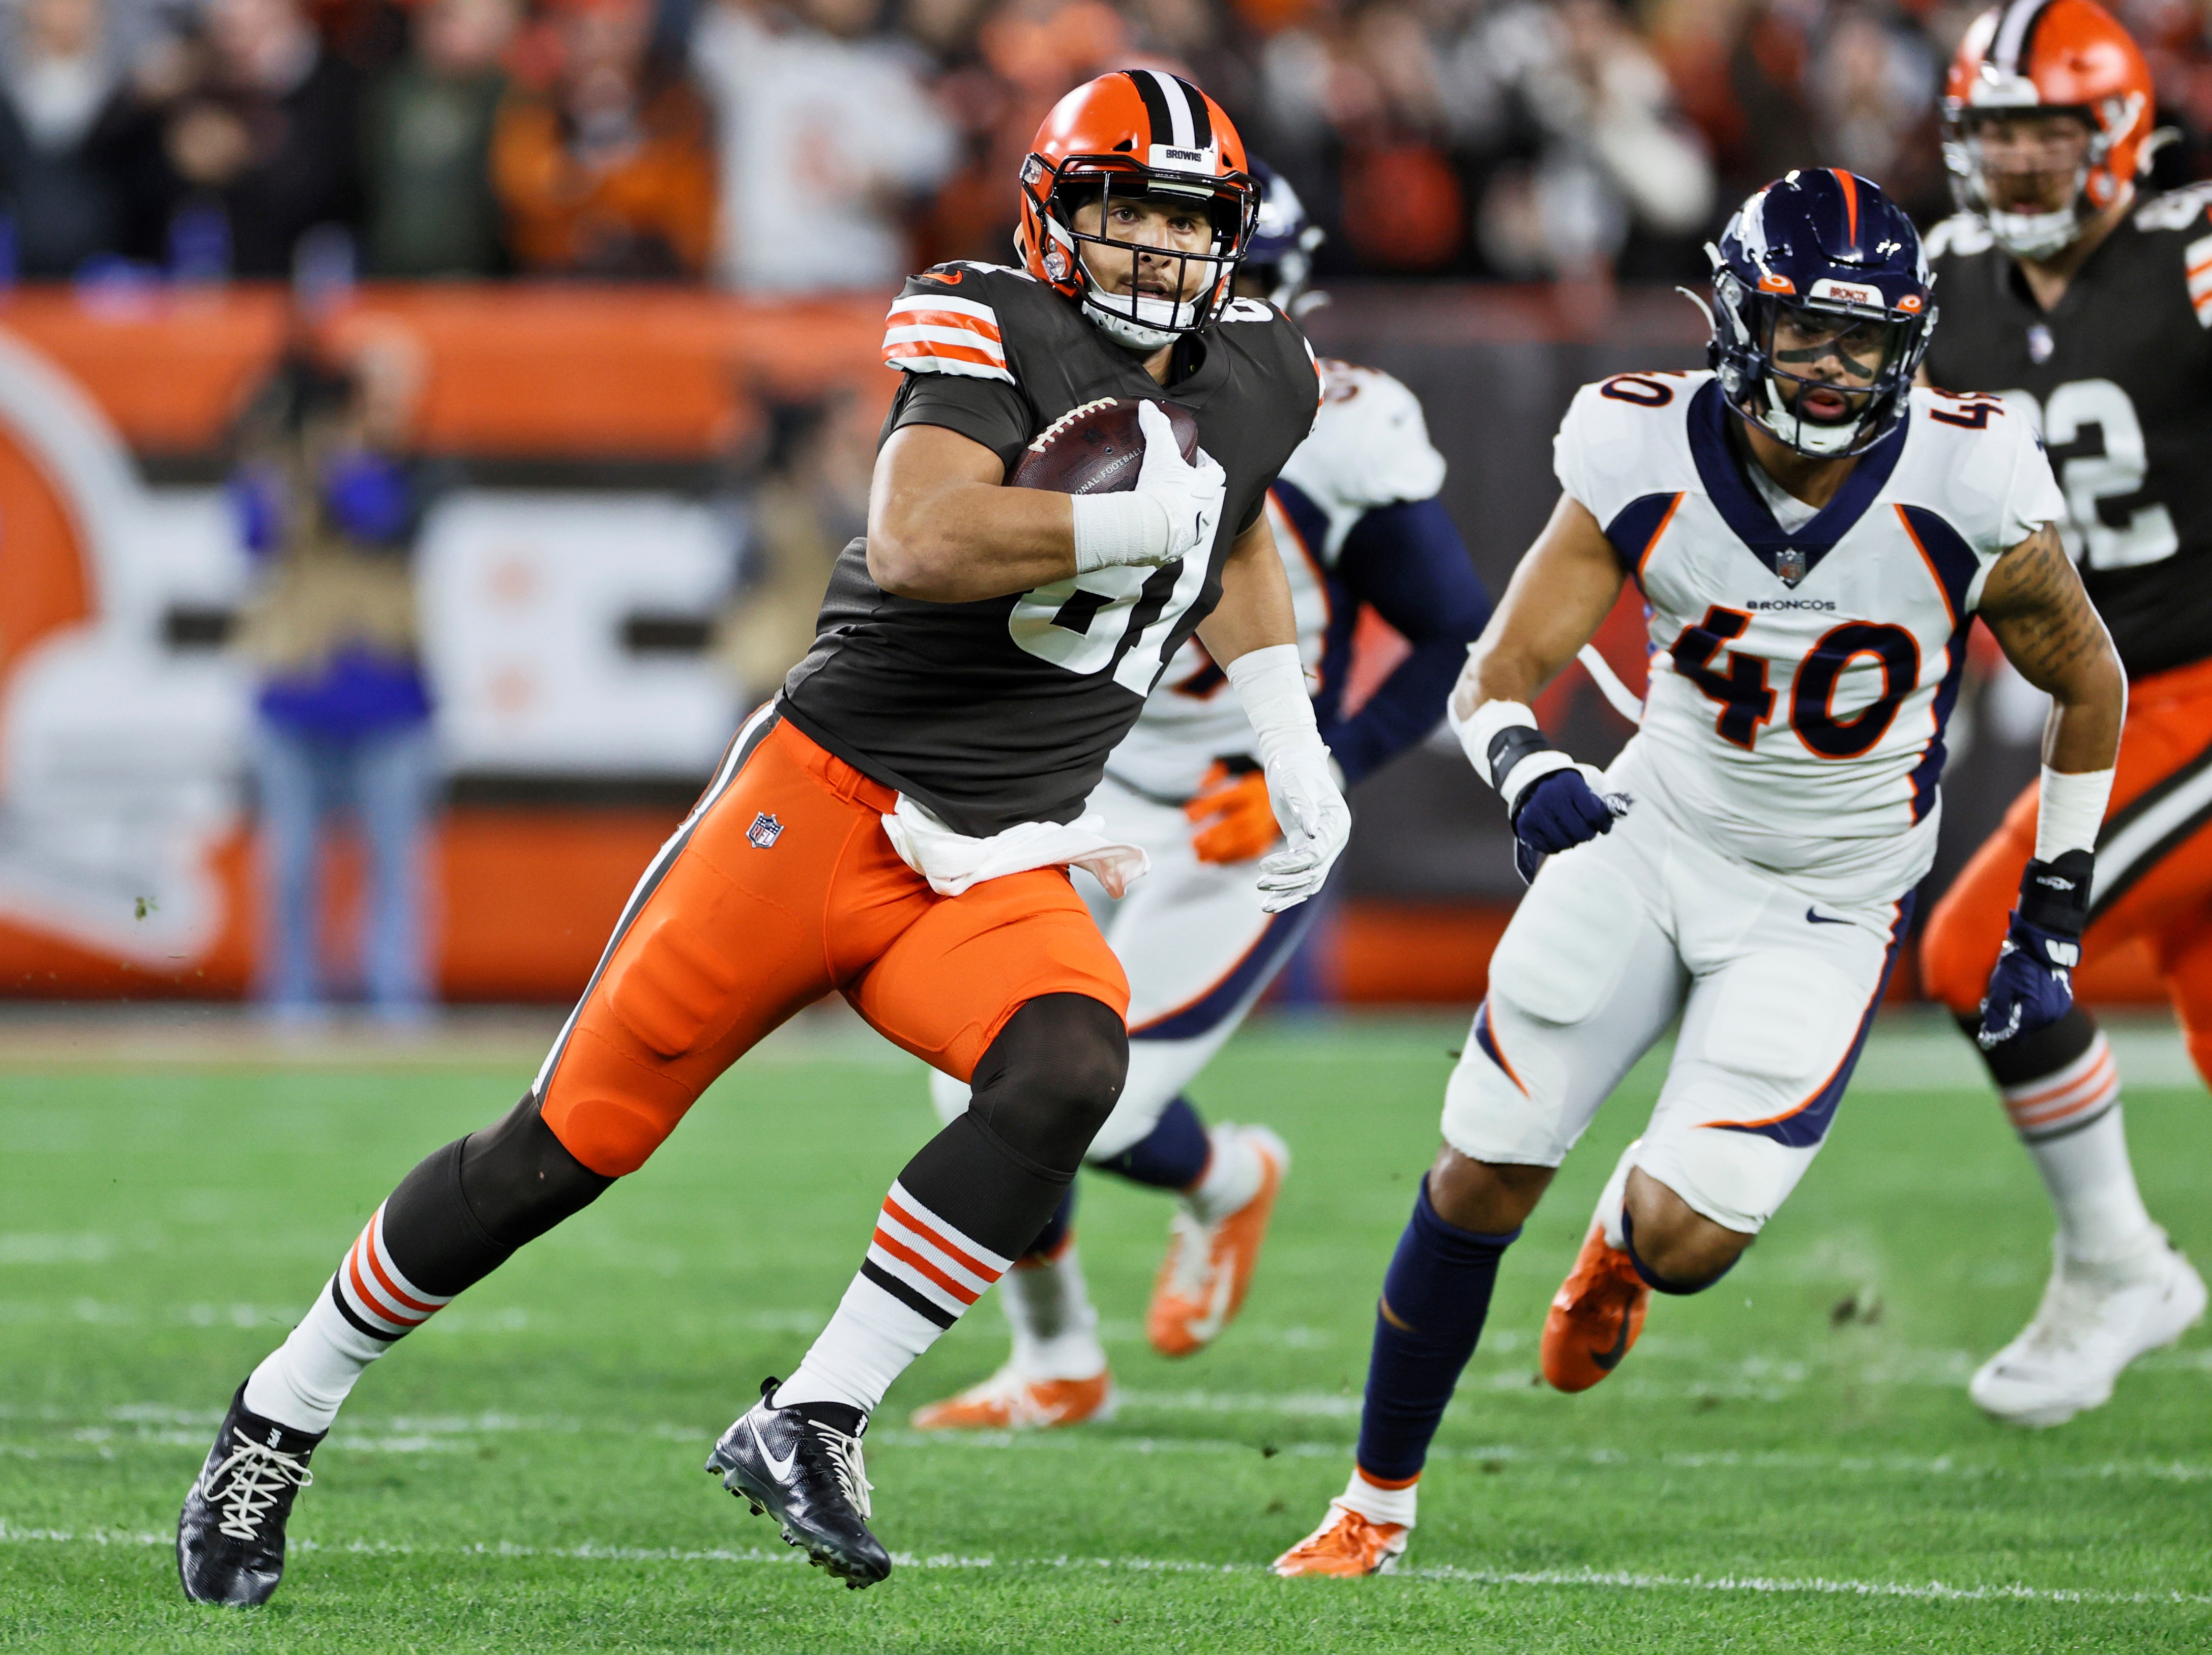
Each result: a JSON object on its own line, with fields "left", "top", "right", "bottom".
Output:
{"left": 1511, "top": 767, "right": 1623, "bottom": 883}
{"left": 1453, "top": 706, "right": 1629, "bottom": 884}
{"left": 1977, "top": 850, "right": 2092, "bottom": 1051}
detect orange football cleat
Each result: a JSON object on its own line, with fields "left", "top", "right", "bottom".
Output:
{"left": 1148, "top": 1126, "right": 1289, "bottom": 1358}
{"left": 1541, "top": 1223, "right": 1650, "bottom": 1392}
{"left": 1271, "top": 1503, "right": 1408, "bottom": 1578}
{"left": 909, "top": 1366, "right": 1114, "bottom": 1431}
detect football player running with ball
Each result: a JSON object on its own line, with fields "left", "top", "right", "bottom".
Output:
{"left": 912, "top": 164, "right": 1492, "bottom": 1432}
{"left": 1274, "top": 169, "right": 2122, "bottom": 1578}
{"left": 175, "top": 70, "right": 1342, "bottom": 1605}
{"left": 1918, "top": 0, "right": 2209, "bottom": 1428}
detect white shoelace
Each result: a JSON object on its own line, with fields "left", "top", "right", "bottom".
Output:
{"left": 812, "top": 1424, "right": 873, "bottom": 1521}
{"left": 202, "top": 1437, "right": 314, "bottom": 1542}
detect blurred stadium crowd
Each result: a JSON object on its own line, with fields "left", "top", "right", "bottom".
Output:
{"left": 7, "top": 0, "right": 2212, "bottom": 296}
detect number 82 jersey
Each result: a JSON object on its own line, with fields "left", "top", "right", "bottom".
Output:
{"left": 1558, "top": 369, "right": 2065, "bottom": 907}
{"left": 1922, "top": 187, "right": 2212, "bottom": 682}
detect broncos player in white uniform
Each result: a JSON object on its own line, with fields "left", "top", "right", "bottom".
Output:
{"left": 916, "top": 164, "right": 1493, "bottom": 1431}
{"left": 1275, "top": 168, "right": 2126, "bottom": 1577}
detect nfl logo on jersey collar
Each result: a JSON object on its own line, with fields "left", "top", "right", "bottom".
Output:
{"left": 1686, "top": 379, "right": 1908, "bottom": 590}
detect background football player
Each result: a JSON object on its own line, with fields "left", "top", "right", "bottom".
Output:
{"left": 1918, "top": 0, "right": 2209, "bottom": 1428}
{"left": 174, "top": 70, "right": 1345, "bottom": 1604}
{"left": 1274, "top": 170, "right": 2122, "bottom": 1578}
{"left": 912, "top": 165, "right": 1493, "bottom": 1432}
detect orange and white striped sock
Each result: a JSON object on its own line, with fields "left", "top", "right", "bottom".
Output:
{"left": 242, "top": 1203, "right": 454, "bottom": 1433}
{"left": 2000, "top": 1034, "right": 2157, "bottom": 1266}
{"left": 774, "top": 1181, "right": 1014, "bottom": 1415}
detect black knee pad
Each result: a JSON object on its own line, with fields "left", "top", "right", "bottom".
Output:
{"left": 381, "top": 1094, "right": 613, "bottom": 1298}
{"left": 966, "top": 993, "right": 1128, "bottom": 1176}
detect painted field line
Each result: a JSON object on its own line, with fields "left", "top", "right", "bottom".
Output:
{"left": 14, "top": 1404, "right": 2211, "bottom": 1486}
{"left": 3, "top": 1523, "right": 2205, "bottom": 1608}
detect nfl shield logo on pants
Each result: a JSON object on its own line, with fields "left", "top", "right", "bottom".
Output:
{"left": 747, "top": 812, "right": 784, "bottom": 850}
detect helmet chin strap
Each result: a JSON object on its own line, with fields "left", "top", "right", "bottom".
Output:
{"left": 1986, "top": 201, "right": 2083, "bottom": 261}
{"left": 1073, "top": 242, "right": 1226, "bottom": 354}
{"left": 1756, "top": 375, "right": 1867, "bottom": 459}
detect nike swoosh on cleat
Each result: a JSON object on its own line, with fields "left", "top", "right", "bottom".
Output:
{"left": 750, "top": 1415, "right": 798, "bottom": 1483}
{"left": 1805, "top": 907, "right": 1852, "bottom": 925}
{"left": 1592, "top": 1309, "right": 1635, "bottom": 1372}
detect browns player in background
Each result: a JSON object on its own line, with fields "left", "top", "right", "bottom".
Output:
{"left": 1920, "top": 0, "right": 2208, "bottom": 1427}
{"left": 174, "top": 70, "right": 1342, "bottom": 1605}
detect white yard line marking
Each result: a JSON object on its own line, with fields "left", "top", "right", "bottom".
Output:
{"left": 10, "top": 1404, "right": 2211, "bottom": 1484}
{"left": 2, "top": 1523, "right": 2204, "bottom": 1607}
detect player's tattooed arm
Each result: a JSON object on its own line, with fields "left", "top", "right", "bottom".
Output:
{"left": 1978, "top": 522, "right": 2126, "bottom": 773}
{"left": 867, "top": 425, "right": 1081, "bottom": 601}
{"left": 1449, "top": 493, "right": 1626, "bottom": 723}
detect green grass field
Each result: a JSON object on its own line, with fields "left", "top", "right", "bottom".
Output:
{"left": 3, "top": 1012, "right": 2207, "bottom": 1652}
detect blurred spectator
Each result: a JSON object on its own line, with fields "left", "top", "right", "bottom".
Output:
{"left": 0, "top": 0, "right": 132, "bottom": 276}
{"left": 111, "top": 0, "right": 365, "bottom": 279}
{"left": 713, "top": 386, "right": 877, "bottom": 702}
{"left": 1451, "top": 0, "right": 1717, "bottom": 279}
{"left": 1808, "top": 3, "right": 1941, "bottom": 221}
{"left": 491, "top": 0, "right": 716, "bottom": 279}
{"left": 693, "top": 0, "right": 955, "bottom": 292}
{"left": 920, "top": 0, "right": 1132, "bottom": 265}
{"left": 362, "top": 0, "right": 518, "bottom": 276}
{"left": 232, "top": 329, "right": 441, "bottom": 1023}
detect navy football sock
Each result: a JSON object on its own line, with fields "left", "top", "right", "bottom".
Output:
{"left": 1353, "top": 1177, "right": 1519, "bottom": 1483}
{"left": 1095, "top": 1094, "right": 1212, "bottom": 1191}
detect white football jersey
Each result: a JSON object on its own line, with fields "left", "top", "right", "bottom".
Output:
{"left": 1107, "top": 360, "right": 1449, "bottom": 799}
{"left": 1556, "top": 369, "right": 2066, "bottom": 906}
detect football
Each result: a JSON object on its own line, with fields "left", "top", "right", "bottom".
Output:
{"left": 1007, "top": 396, "right": 1199, "bottom": 494}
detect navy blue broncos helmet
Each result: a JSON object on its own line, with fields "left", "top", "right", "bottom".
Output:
{"left": 1245, "top": 158, "right": 1326, "bottom": 316}
{"left": 1708, "top": 168, "right": 1936, "bottom": 458}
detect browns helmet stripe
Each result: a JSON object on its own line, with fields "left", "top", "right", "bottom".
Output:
{"left": 1990, "top": 0, "right": 2054, "bottom": 76}
{"left": 1127, "top": 68, "right": 1213, "bottom": 152}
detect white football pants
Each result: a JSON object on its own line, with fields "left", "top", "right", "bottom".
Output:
{"left": 930, "top": 772, "right": 1320, "bottom": 1158}
{"left": 1442, "top": 786, "right": 1913, "bottom": 1235}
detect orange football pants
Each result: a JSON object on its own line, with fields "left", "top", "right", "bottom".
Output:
{"left": 1922, "top": 654, "right": 2212, "bottom": 1085}
{"left": 537, "top": 714, "right": 1129, "bottom": 1178}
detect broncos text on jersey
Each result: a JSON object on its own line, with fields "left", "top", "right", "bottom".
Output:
{"left": 778, "top": 261, "right": 1321, "bottom": 838}
{"left": 1557, "top": 368, "right": 2066, "bottom": 906}
{"left": 1109, "top": 359, "right": 1448, "bottom": 801}
{"left": 1922, "top": 185, "right": 2212, "bottom": 680}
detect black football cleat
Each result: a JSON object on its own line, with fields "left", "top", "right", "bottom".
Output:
{"left": 176, "top": 1384, "right": 323, "bottom": 1606}
{"left": 706, "top": 1377, "right": 890, "bottom": 1588}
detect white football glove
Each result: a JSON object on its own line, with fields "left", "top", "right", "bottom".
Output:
{"left": 1069, "top": 400, "right": 1227, "bottom": 573}
{"left": 1255, "top": 740, "right": 1351, "bottom": 912}
{"left": 1225, "top": 644, "right": 1351, "bottom": 913}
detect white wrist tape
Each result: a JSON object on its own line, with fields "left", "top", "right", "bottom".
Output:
{"left": 2035, "top": 765, "right": 2114, "bottom": 862}
{"left": 1449, "top": 696, "right": 1574, "bottom": 813}
{"left": 1224, "top": 643, "right": 1322, "bottom": 766}
{"left": 1070, "top": 491, "right": 1171, "bottom": 574}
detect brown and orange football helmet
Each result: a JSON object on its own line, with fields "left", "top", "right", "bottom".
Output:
{"left": 1016, "top": 70, "right": 1260, "bottom": 352}
{"left": 1943, "top": 0, "right": 2156, "bottom": 259}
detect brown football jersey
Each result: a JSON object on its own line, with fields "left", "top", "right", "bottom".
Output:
{"left": 779, "top": 263, "right": 1321, "bottom": 836}
{"left": 1922, "top": 186, "right": 2212, "bottom": 681}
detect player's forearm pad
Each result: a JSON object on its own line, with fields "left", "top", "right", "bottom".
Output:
{"left": 1450, "top": 697, "right": 1576, "bottom": 817}
{"left": 1070, "top": 490, "right": 1173, "bottom": 574}
{"left": 2033, "top": 765, "right": 2114, "bottom": 864}
{"left": 1225, "top": 643, "right": 1323, "bottom": 767}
